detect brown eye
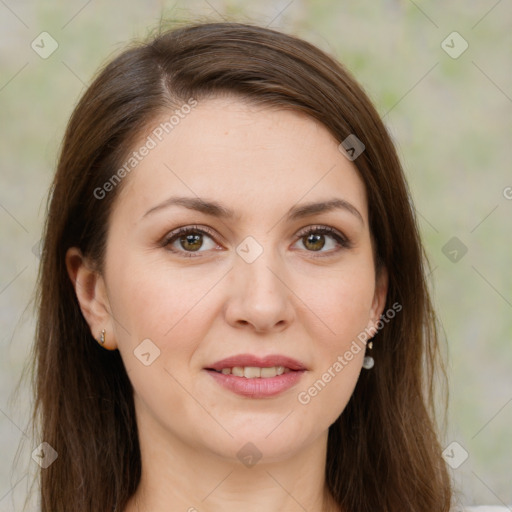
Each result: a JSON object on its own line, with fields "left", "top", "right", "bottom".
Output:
{"left": 302, "top": 232, "right": 326, "bottom": 251}
{"left": 294, "top": 226, "right": 350, "bottom": 256}
{"left": 163, "top": 226, "right": 220, "bottom": 257}
{"left": 178, "top": 232, "right": 203, "bottom": 252}
{"left": 162, "top": 224, "right": 350, "bottom": 259}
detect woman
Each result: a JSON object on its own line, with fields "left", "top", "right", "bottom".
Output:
{"left": 31, "top": 21, "right": 454, "bottom": 511}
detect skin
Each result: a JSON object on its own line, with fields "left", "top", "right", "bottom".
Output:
{"left": 66, "top": 96, "right": 388, "bottom": 512}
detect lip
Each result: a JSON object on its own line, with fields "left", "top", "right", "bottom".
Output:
{"left": 206, "top": 369, "right": 305, "bottom": 398}
{"left": 204, "top": 353, "right": 307, "bottom": 399}
{"left": 205, "top": 354, "right": 307, "bottom": 372}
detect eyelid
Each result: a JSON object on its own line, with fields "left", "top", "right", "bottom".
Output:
{"left": 293, "top": 225, "right": 352, "bottom": 256}
{"left": 160, "top": 225, "right": 222, "bottom": 255}
{"left": 161, "top": 223, "right": 351, "bottom": 257}
{"left": 295, "top": 224, "right": 349, "bottom": 245}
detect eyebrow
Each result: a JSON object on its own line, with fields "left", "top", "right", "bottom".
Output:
{"left": 141, "top": 196, "right": 364, "bottom": 224}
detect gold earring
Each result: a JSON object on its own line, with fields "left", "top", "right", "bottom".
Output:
{"left": 99, "top": 329, "right": 106, "bottom": 345}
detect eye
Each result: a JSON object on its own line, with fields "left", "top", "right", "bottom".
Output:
{"left": 162, "top": 225, "right": 220, "bottom": 258}
{"left": 293, "top": 225, "right": 350, "bottom": 256}
{"left": 162, "top": 224, "right": 351, "bottom": 258}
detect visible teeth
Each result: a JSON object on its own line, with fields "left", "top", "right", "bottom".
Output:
{"left": 217, "top": 366, "right": 293, "bottom": 378}
{"left": 232, "top": 366, "right": 244, "bottom": 377}
{"left": 244, "top": 366, "right": 261, "bottom": 378}
{"left": 261, "top": 367, "right": 277, "bottom": 378}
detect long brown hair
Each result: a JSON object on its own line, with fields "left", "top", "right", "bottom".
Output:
{"left": 28, "top": 21, "right": 452, "bottom": 511}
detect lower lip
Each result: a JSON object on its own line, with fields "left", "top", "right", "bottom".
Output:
{"left": 205, "top": 369, "right": 305, "bottom": 398}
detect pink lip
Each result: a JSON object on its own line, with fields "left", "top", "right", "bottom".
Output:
{"left": 206, "top": 369, "right": 305, "bottom": 398}
{"left": 204, "top": 353, "right": 307, "bottom": 399}
{"left": 206, "top": 354, "right": 307, "bottom": 372}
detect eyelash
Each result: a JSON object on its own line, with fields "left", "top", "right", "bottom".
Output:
{"left": 161, "top": 224, "right": 351, "bottom": 259}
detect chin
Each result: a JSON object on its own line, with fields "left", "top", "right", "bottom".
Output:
{"left": 194, "top": 416, "right": 321, "bottom": 465}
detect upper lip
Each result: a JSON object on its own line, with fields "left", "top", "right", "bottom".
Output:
{"left": 206, "top": 354, "right": 307, "bottom": 371}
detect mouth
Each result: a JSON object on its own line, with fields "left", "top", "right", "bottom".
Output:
{"left": 204, "top": 354, "right": 307, "bottom": 398}
{"left": 207, "top": 365, "right": 294, "bottom": 378}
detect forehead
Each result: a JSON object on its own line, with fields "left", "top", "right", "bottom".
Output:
{"left": 112, "top": 96, "right": 368, "bottom": 226}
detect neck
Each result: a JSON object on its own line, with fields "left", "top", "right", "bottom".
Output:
{"left": 124, "top": 404, "right": 339, "bottom": 512}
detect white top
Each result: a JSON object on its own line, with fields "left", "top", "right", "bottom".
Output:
{"left": 464, "top": 507, "right": 511, "bottom": 511}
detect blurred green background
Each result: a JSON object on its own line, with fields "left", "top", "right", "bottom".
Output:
{"left": 1, "top": 0, "right": 511, "bottom": 509}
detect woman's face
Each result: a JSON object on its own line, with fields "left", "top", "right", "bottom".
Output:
{"left": 81, "top": 96, "right": 387, "bottom": 463}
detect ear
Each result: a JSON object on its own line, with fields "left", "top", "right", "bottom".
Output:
{"left": 65, "top": 247, "right": 118, "bottom": 350}
{"left": 366, "top": 265, "right": 389, "bottom": 334}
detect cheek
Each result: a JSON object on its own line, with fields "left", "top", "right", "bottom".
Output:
{"left": 292, "top": 264, "right": 374, "bottom": 421}
{"left": 106, "top": 253, "right": 212, "bottom": 375}
{"left": 108, "top": 261, "right": 215, "bottom": 423}
{"left": 300, "top": 262, "right": 376, "bottom": 344}
{"left": 296, "top": 352, "right": 363, "bottom": 433}
{"left": 109, "top": 248, "right": 215, "bottom": 335}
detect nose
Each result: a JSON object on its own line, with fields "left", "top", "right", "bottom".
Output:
{"left": 223, "top": 248, "right": 295, "bottom": 334}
